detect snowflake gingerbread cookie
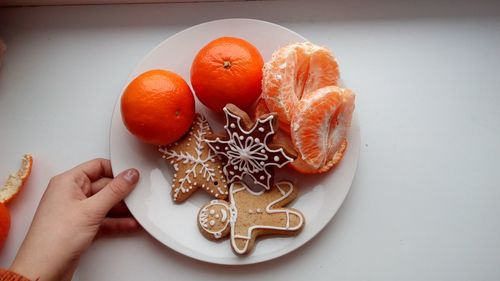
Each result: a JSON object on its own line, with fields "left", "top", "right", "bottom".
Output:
{"left": 204, "top": 104, "right": 297, "bottom": 190}
{"left": 159, "top": 114, "right": 228, "bottom": 203}
{"left": 197, "top": 180, "right": 305, "bottom": 255}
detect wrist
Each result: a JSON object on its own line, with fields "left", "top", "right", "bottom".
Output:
{"left": 10, "top": 256, "right": 43, "bottom": 281}
{"left": 10, "top": 242, "right": 79, "bottom": 281}
{"left": 10, "top": 249, "right": 64, "bottom": 281}
{"left": 0, "top": 268, "right": 31, "bottom": 281}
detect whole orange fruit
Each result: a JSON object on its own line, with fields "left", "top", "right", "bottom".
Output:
{"left": 0, "top": 203, "right": 10, "bottom": 250}
{"left": 190, "top": 37, "right": 264, "bottom": 112}
{"left": 121, "top": 70, "right": 195, "bottom": 145}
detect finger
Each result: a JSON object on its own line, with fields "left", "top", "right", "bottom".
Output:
{"left": 86, "top": 168, "right": 139, "bottom": 216}
{"left": 90, "top": 177, "right": 113, "bottom": 195}
{"left": 96, "top": 217, "right": 140, "bottom": 237}
{"left": 70, "top": 158, "right": 113, "bottom": 182}
{"left": 92, "top": 178, "right": 131, "bottom": 216}
{"left": 108, "top": 201, "right": 132, "bottom": 218}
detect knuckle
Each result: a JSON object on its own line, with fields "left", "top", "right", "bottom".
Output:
{"left": 93, "top": 157, "right": 107, "bottom": 163}
{"left": 73, "top": 173, "right": 89, "bottom": 186}
{"left": 48, "top": 175, "right": 62, "bottom": 188}
{"left": 108, "top": 180, "right": 128, "bottom": 198}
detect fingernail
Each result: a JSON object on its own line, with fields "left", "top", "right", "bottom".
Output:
{"left": 121, "top": 168, "right": 139, "bottom": 183}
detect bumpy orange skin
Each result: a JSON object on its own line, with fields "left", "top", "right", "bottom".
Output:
{"left": 121, "top": 70, "right": 195, "bottom": 145}
{"left": 190, "top": 37, "right": 264, "bottom": 112}
{"left": 0, "top": 203, "right": 10, "bottom": 250}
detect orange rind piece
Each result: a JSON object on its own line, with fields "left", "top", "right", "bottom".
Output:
{"left": 0, "top": 154, "right": 33, "bottom": 204}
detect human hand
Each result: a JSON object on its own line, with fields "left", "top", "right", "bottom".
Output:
{"left": 10, "top": 158, "right": 140, "bottom": 281}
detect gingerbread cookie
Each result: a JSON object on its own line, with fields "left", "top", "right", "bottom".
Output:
{"left": 204, "top": 104, "right": 296, "bottom": 190}
{"left": 197, "top": 181, "right": 305, "bottom": 255}
{"left": 159, "top": 114, "right": 228, "bottom": 203}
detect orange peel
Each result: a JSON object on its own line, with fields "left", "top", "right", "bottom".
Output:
{"left": 0, "top": 154, "right": 33, "bottom": 204}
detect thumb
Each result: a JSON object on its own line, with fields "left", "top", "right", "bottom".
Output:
{"left": 87, "top": 168, "right": 139, "bottom": 216}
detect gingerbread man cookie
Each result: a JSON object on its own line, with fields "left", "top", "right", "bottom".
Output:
{"left": 159, "top": 114, "right": 228, "bottom": 203}
{"left": 197, "top": 181, "right": 305, "bottom": 255}
{"left": 204, "top": 104, "right": 296, "bottom": 190}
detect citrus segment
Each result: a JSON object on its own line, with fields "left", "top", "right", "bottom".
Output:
{"left": 0, "top": 154, "right": 33, "bottom": 204}
{"left": 291, "top": 86, "right": 355, "bottom": 170}
{"left": 253, "top": 98, "right": 270, "bottom": 120}
{"left": 288, "top": 140, "right": 348, "bottom": 174}
{"left": 262, "top": 42, "right": 340, "bottom": 126}
{"left": 304, "top": 46, "right": 340, "bottom": 95}
{"left": 326, "top": 88, "right": 355, "bottom": 163}
{"left": 253, "top": 98, "right": 291, "bottom": 134}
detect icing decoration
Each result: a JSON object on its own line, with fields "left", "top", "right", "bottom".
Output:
{"left": 205, "top": 104, "right": 296, "bottom": 190}
{"left": 197, "top": 181, "right": 305, "bottom": 255}
{"left": 199, "top": 200, "right": 236, "bottom": 239}
{"left": 159, "top": 114, "right": 228, "bottom": 202}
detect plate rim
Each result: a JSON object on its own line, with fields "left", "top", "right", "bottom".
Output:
{"left": 109, "top": 18, "right": 360, "bottom": 265}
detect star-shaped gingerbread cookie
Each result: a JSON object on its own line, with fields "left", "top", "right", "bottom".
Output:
{"left": 159, "top": 114, "right": 228, "bottom": 203}
{"left": 204, "top": 104, "right": 297, "bottom": 190}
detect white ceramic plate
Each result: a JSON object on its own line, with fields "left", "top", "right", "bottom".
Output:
{"left": 110, "top": 18, "right": 360, "bottom": 265}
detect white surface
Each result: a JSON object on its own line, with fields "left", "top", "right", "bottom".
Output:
{"left": 109, "top": 18, "right": 360, "bottom": 264}
{"left": 0, "top": 0, "right": 500, "bottom": 280}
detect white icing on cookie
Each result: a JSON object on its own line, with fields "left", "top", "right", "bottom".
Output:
{"left": 205, "top": 107, "right": 294, "bottom": 190}
{"left": 198, "top": 201, "right": 232, "bottom": 238}
{"left": 221, "top": 208, "right": 227, "bottom": 222}
{"left": 159, "top": 115, "right": 228, "bottom": 202}
{"left": 229, "top": 181, "right": 304, "bottom": 254}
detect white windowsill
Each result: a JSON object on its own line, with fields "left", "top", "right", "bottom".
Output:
{"left": 1, "top": 0, "right": 243, "bottom": 7}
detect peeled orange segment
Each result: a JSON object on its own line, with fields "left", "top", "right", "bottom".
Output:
{"left": 262, "top": 42, "right": 340, "bottom": 126}
{"left": 253, "top": 98, "right": 271, "bottom": 120}
{"left": 0, "top": 155, "right": 33, "bottom": 204}
{"left": 304, "top": 47, "right": 341, "bottom": 95}
{"left": 291, "top": 86, "right": 341, "bottom": 169}
{"left": 253, "top": 98, "right": 291, "bottom": 134}
{"left": 289, "top": 139, "right": 347, "bottom": 174}
{"left": 291, "top": 86, "right": 355, "bottom": 170}
{"left": 326, "top": 88, "right": 355, "bottom": 163}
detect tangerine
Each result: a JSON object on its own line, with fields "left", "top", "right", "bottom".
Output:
{"left": 121, "top": 70, "right": 195, "bottom": 145}
{"left": 262, "top": 42, "right": 340, "bottom": 126}
{"left": 0, "top": 203, "right": 10, "bottom": 250}
{"left": 190, "top": 37, "right": 264, "bottom": 112}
